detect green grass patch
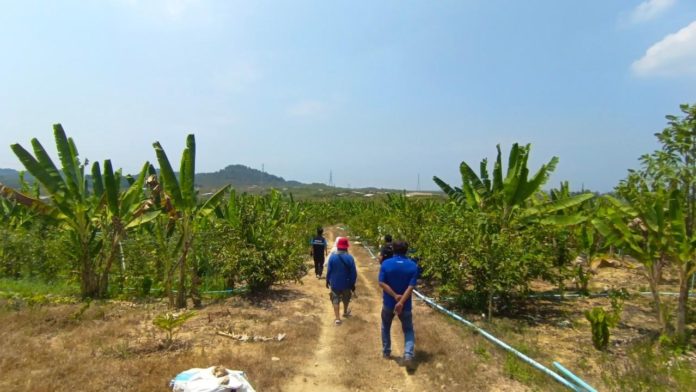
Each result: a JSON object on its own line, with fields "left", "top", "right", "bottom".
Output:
{"left": 602, "top": 340, "right": 696, "bottom": 392}
{"left": 0, "top": 277, "right": 79, "bottom": 297}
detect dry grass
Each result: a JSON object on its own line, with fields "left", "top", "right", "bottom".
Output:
{"left": 3, "top": 245, "right": 693, "bottom": 392}
{"left": 0, "top": 287, "right": 321, "bottom": 392}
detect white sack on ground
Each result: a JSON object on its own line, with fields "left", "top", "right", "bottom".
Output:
{"left": 171, "top": 367, "right": 255, "bottom": 392}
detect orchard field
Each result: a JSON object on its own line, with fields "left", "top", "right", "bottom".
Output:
{"left": 2, "top": 105, "right": 696, "bottom": 391}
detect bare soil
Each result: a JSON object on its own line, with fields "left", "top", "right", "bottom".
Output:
{"left": 0, "top": 226, "right": 526, "bottom": 391}
{"left": 4, "top": 226, "right": 694, "bottom": 391}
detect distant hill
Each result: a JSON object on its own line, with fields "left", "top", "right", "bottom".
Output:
{"left": 0, "top": 164, "right": 308, "bottom": 191}
{"left": 196, "top": 164, "right": 304, "bottom": 189}
{"left": 0, "top": 168, "right": 31, "bottom": 190}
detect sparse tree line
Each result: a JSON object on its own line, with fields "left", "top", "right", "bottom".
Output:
{"left": 1, "top": 104, "right": 696, "bottom": 346}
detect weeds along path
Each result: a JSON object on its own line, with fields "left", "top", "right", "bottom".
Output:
{"left": 285, "top": 226, "right": 425, "bottom": 392}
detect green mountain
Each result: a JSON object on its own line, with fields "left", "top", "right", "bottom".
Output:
{"left": 196, "top": 164, "right": 304, "bottom": 189}
{"left": 0, "top": 168, "right": 31, "bottom": 190}
{"left": 0, "top": 164, "right": 308, "bottom": 191}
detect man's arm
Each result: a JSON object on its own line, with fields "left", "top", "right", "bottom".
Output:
{"left": 379, "top": 282, "right": 402, "bottom": 302}
{"left": 394, "top": 285, "right": 414, "bottom": 315}
{"left": 325, "top": 256, "right": 332, "bottom": 288}
{"left": 350, "top": 258, "right": 358, "bottom": 291}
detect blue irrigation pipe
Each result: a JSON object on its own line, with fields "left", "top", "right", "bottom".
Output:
{"left": 363, "top": 242, "right": 377, "bottom": 259}
{"left": 125, "top": 286, "right": 249, "bottom": 296}
{"left": 173, "top": 287, "right": 249, "bottom": 295}
{"left": 413, "top": 290, "right": 591, "bottom": 391}
{"left": 359, "top": 241, "right": 590, "bottom": 391}
{"left": 526, "top": 291, "right": 695, "bottom": 299}
{"left": 553, "top": 362, "right": 598, "bottom": 392}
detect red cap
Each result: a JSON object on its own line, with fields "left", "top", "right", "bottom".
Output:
{"left": 337, "top": 237, "right": 349, "bottom": 250}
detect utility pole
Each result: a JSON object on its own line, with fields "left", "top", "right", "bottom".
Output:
{"left": 417, "top": 173, "right": 421, "bottom": 191}
{"left": 329, "top": 170, "right": 334, "bottom": 187}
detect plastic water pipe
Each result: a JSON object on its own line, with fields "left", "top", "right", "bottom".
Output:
{"left": 129, "top": 286, "right": 249, "bottom": 296}
{"left": 553, "top": 362, "right": 598, "bottom": 392}
{"left": 172, "top": 287, "right": 249, "bottom": 295}
{"left": 363, "top": 242, "right": 377, "bottom": 259}
{"left": 358, "top": 241, "right": 591, "bottom": 391}
{"left": 526, "top": 291, "right": 695, "bottom": 299}
{"left": 413, "top": 290, "right": 590, "bottom": 391}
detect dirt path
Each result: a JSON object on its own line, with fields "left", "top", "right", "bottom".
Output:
{"left": 286, "top": 226, "right": 425, "bottom": 392}
{"left": 0, "top": 224, "right": 530, "bottom": 391}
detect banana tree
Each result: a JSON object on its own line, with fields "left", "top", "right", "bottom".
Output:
{"left": 91, "top": 161, "right": 160, "bottom": 295}
{"left": 434, "top": 144, "right": 592, "bottom": 226}
{"left": 2, "top": 124, "right": 157, "bottom": 298}
{"left": 433, "top": 143, "right": 593, "bottom": 318}
{"left": 152, "top": 135, "right": 229, "bottom": 308}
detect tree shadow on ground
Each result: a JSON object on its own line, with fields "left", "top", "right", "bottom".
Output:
{"left": 245, "top": 288, "right": 308, "bottom": 308}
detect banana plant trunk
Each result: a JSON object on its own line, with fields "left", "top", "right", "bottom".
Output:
{"left": 176, "top": 223, "right": 193, "bottom": 309}
{"left": 647, "top": 261, "right": 668, "bottom": 333}
{"left": 97, "top": 233, "right": 122, "bottom": 298}
{"left": 177, "top": 245, "right": 189, "bottom": 308}
{"left": 166, "top": 268, "right": 175, "bottom": 308}
{"left": 81, "top": 260, "right": 99, "bottom": 298}
{"left": 78, "top": 234, "right": 100, "bottom": 298}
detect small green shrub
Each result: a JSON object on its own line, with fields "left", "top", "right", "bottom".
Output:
{"left": 585, "top": 307, "right": 611, "bottom": 350}
{"left": 152, "top": 310, "right": 196, "bottom": 347}
{"left": 585, "top": 289, "right": 627, "bottom": 351}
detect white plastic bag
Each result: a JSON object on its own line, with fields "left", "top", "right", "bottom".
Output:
{"left": 171, "top": 367, "right": 255, "bottom": 392}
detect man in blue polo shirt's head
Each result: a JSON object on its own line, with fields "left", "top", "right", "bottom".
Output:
{"left": 378, "top": 240, "right": 419, "bottom": 369}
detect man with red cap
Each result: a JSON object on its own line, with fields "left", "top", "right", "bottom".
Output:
{"left": 326, "top": 237, "right": 357, "bottom": 325}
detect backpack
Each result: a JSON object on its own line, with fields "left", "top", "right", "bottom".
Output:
{"left": 380, "top": 243, "right": 394, "bottom": 262}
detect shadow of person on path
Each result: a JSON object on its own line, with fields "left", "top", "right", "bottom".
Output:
{"left": 397, "top": 349, "right": 434, "bottom": 374}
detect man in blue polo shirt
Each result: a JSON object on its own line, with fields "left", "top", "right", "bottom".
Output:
{"left": 378, "top": 240, "right": 419, "bottom": 369}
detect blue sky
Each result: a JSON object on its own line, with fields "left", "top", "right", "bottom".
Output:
{"left": 1, "top": 0, "right": 696, "bottom": 191}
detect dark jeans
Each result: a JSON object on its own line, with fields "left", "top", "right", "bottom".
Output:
{"left": 313, "top": 257, "right": 324, "bottom": 276}
{"left": 381, "top": 307, "right": 415, "bottom": 359}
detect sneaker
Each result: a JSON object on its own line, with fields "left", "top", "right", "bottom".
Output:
{"left": 343, "top": 308, "right": 352, "bottom": 317}
{"left": 334, "top": 319, "right": 342, "bottom": 325}
{"left": 316, "top": 274, "right": 321, "bottom": 279}
{"left": 382, "top": 352, "right": 391, "bottom": 359}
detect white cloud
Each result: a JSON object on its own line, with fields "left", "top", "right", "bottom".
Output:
{"left": 286, "top": 100, "right": 328, "bottom": 117}
{"left": 632, "top": 20, "right": 696, "bottom": 77}
{"left": 630, "top": 0, "right": 676, "bottom": 23}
